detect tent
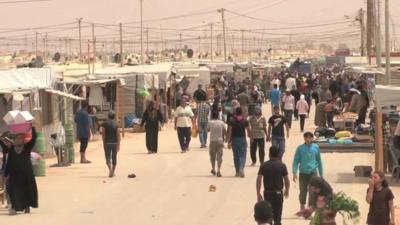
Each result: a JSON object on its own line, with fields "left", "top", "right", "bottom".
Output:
{"left": 375, "top": 85, "right": 400, "bottom": 109}
{"left": 0, "top": 68, "right": 56, "bottom": 93}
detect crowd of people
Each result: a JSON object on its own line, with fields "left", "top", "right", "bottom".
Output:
{"left": 0, "top": 65, "right": 395, "bottom": 225}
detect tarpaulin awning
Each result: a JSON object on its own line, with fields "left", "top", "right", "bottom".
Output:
{"left": 58, "top": 78, "right": 124, "bottom": 86}
{"left": 0, "top": 68, "right": 56, "bottom": 93}
{"left": 44, "top": 89, "right": 86, "bottom": 101}
{"left": 374, "top": 85, "right": 400, "bottom": 108}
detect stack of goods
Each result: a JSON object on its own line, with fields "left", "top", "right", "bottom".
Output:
{"left": 329, "top": 131, "right": 354, "bottom": 145}
{"left": 333, "top": 112, "right": 357, "bottom": 130}
{"left": 3, "top": 111, "right": 33, "bottom": 134}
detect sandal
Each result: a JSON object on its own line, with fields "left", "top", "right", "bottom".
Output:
{"left": 128, "top": 174, "right": 136, "bottom": 178}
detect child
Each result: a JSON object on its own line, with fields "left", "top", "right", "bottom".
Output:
{"left": 324, "top": 99, "right": 335, "bottom": 128}
{"left": 366, "top": 171, "right": 395, "bottom": 225}
{"left": 207, "top": 110, "right": 226, "bottom": 177}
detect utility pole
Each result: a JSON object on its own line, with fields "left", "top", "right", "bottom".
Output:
{"left": 367, "top": 0, "right": 375, "bottom": 61}
{"left": 119, "top": 23, "right": 123, "bottom": 67}
{"left": 179, "top": 33, "right": 182, "bottom": 49}
{"left": 146, "top": 28, "right": 149, "bottom": 55}
{"left": 24, "top": 34, "right": 28, "bottom": 52}
{"left": 218, "top": 8, "right": 227, "bottom": 62}
{"left": 210, "top": 23, "right": 213, "bottom": 62}
{"left": 140, "top": 0, "right": 144, "bottom": 64}
{"left": 241, "top": 30, "right": 245, "bottom": 61}
{"left": 358, "top": 8, "right": 366, "bottom": 56}
{"left": 42, "top": 34, "right": 47, "bottom": 61}
{"left": 385, "top": 0, "right": 391, "bottom": 84}
{"left": 35, "top": 32, "right": 38, "bottom": 57}
{"left": 77, "top": 18, "right": 83, "bottom": 61}
{"left": 92, "top": 23, "right": 96, "bottom": 74}
{"left": 376, "top": 0, "right": 382, "bottom": 67}
{"left": 198, "top": 36, "right": 201, "bottom": 54}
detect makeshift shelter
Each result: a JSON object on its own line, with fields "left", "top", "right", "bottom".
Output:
{"left": 173, "top": 64, "right": 210, "bottom": 95}
{"left": 374, "top": 85, "right": 400, "bottom": 172}
{"left": 0, "top": 68, "right": 84, "bottom": 156}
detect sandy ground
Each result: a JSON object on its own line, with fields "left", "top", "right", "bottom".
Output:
{"left": 1, "top": 103, "right": 398, "bottom": 225}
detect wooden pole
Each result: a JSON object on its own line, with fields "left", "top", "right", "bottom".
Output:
{"left": 385, "top": 0, "right": 391, "bottom": 85}
{"left": 119, "top": 23, "right": 123, "bottom": 67}
{"left": 92, "top": 23, "right": 96, "bottom": 74}
{"left": 375, "top": 111, "right": 384, "bottom": 171}
{"left": 210, "top": 23, "right": 213, "bottom": 62}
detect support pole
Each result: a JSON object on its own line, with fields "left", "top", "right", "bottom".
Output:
{"left": 119, "top": 23, "right": 123, "bottom": 67}
{"left": 376, "top": 0, "right": 382, "bottom": 67}
{"left": 218, "top": 8, "right": 227, "bottom": 62}
{"left": 210, "top": 23, "right": 213, "bottom": 62}
{"left": 385, "top": 0, "right": 391, "bottom": 85}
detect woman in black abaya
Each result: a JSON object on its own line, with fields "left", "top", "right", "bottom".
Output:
{"left": 5, "top": 127, "right": 38, "bottom": 215}
{"left": 141, "top": 101, "right": 164, "bottom": 154}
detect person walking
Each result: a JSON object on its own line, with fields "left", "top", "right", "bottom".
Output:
{"left": 324, "top": 99, "right": 335, "bottom": 128}
{"left": 296, "top": 95, "right": 309, "bottom": 132}
{"left": 100, "top": 111, "right": 121, "bottom": 178}
{"left": 5, "top": 127, "right": 38, "bottom": 215}
{"left": 207, "top": 110, "right": 226, "bottom": 177}
{"left": 267, "top": 106, "right": 289, "bottom": 160}
{"left": 282, "top": 90, "right": 295, "bottom": 129}
{"left": 227, "top": 107, "right": 251, "bottom": 178}
{"left": 269, "top": 84, "right": 281, "bottom": 114}
{"left": 292, "top": 132, "right": 323, "bottom": 211}
{"left": 237, "top": 88, "right": 251, "bottom": 117}
{"left": 366, "top": 171, "right": 395, "bottom": 225}
{"left": 196, "top": 99, "right": 210, "bottom": 148}
{"left": 74, "top": 101, "right": 92, "bottom": 164}
{"left": 193, "top": 84, "right": 207, "bottom": 103}
{"left": 256, "top": 146, "right": 290, "bottom": 225}
{"left": 174, "top": 98, "right": 195, "bottom": 153}
{"left": 141, "top": 101, "right": 164, "bottom": 154}
{"left": 249, "top": 106, "right": 267, "bottom": 166}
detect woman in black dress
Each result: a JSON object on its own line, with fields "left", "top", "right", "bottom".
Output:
{"left": 5, "top": 127, "right": 38, "bottom": 215}
{"left": 141, "top": 101, "right": 163, "bottom": 154}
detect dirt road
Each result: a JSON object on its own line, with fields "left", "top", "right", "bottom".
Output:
{"left": 0, "top": 103, "right": 393, "bottom": 225}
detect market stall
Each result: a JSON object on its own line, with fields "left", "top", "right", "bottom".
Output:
{"left": 374, "top": 85, "right": 400, "bottom": 172}
{"left": 316, "top": 112, "right": 374, "bottom": 153}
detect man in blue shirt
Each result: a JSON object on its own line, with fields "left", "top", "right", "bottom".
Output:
{"left": 292, "top": 132, "right": 323, "bottom": 211}
{"left": 269, "top": 84, "right": 281, "bottom": 114}
{"left": 74, "top": 101, "right": 92, "bottom": 164}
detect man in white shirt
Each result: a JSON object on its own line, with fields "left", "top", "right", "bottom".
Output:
{"left": 271, "top": 75, "right": 281, "bottom": 89}
{"left": 285, "top": 75, "right": 296, "bottom": 91}
{"left": 174, "top": 99, "right": 195, "bottom": 153}
{"left": 281, "top": 90, "right": 295, "bottom": 129}
{"left": 254, "top": 201, "right": 273, "bottom": 225}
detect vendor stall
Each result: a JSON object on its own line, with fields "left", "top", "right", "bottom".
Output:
{"left": 374, "top": 85, "right": 400, "bottom": 172}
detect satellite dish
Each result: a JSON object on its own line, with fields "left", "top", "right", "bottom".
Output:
{"left": 187, "top": 49, "right": 194, "bottom": 58}
{"left": 53, "top": 52, "right": 61, "bottom": 62}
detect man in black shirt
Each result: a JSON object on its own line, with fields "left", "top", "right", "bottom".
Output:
{"left": 256, "top": 146, "right": 290, "bottom": 225}
{"left": 100, "top": 111, "right": 121, "bottom": 178}
{"left": 193, "top": 84, "right": 207, "bottom": 103}
{"left": 267, "top": 106, "right": 290, "bottom": 160}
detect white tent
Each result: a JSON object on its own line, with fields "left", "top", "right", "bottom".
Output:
{"left": 0, "top": 68, "right": 56, "bottom": 93}
{"left": 374, "top": 85, "right": 400, "bottom": 108}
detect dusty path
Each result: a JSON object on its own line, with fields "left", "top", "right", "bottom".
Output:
{"left": 0, "top": 103, "right": 394, "bottom": 225}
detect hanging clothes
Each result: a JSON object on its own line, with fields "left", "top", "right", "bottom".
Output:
{"left": 89, "top": 86, "right": 103, "bottom": 106}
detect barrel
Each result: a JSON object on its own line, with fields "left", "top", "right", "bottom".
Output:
{"left": 33, "top": 159, "right": 46, "bottom": 177}
{"left": 33, "top": 132, "right": 46, "bottom": 177}
{"left": 64, "top": 124, "right": 75, "bottom": 163}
